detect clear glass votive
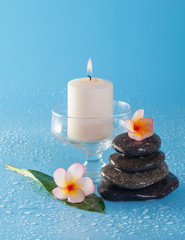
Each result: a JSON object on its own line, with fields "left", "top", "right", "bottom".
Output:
{"left": 51, "top": 100, "right": 131, "bottom": 183}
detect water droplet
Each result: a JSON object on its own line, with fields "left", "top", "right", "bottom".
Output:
{"left": 142, "top": 209, "right": 149, "bottom": 215}
{"left": 166, "top": 222, "right": 173, "bottom": 225}
{"left": 91, "top": 222, "right": 96, "bottom": 226}
{"left": 137, "top": 220, "right": 143, "bottom": 223}
{"left": 24, "top": 211, "right": 30, "bottom": 215}
{"left": 107, "top": 223, "right": 112, "bottom": 226}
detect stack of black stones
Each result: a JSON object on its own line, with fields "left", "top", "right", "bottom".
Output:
{"left": 98, "top": 133, "right": 179, "bottom": 201}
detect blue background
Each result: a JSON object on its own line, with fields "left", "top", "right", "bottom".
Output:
{"left": 0, "top": 0, "right": 185, "bottom": 239}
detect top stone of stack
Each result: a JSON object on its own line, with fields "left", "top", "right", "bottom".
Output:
{"left": 112, "top": 133, "right": 161, "bottom": 157}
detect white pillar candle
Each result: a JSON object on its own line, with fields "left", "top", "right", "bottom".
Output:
{"left": 67, "top": 60, "right": 113, "bottom": 142}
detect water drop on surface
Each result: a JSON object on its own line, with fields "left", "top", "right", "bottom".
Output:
{"left": 142, "top": 209, "right": 149, "bottom": 215}
{"left": 24, "top": 211, "right": 30, "bottom": 215}
{"left": 91, "top": 222, "right": 97, "bottom": 226}
{"left": 166, "top": 222, "right": 173, "bottom": 225}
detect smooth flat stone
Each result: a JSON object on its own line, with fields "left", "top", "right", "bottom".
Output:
{"left": 112, "top": 133, "right": 161, "bottom": 157}
{"left": 109, "top": 151, "right": 165, "bottom": 172}
{"left": 101, "top": 163, "right": 168, "bottom": 189}
{"left": 98, "top": 172, "right": 179, "bottom": 201}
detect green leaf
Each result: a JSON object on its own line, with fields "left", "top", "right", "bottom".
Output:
{"left": 6, "top": 164, "right": 105, "bottom": 213}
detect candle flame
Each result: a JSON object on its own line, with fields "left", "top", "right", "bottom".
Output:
{"left": 87, "top": 58, "right": 92, "bottom": 75}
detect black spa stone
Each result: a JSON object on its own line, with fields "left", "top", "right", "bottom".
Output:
{"left": 112, "top": 133, "right": 161, "bottom": 157}
{"left": 109, "top": 151, "right": 165, "bottom": 172}
{"left": 101, "top": 163, "right": 168, "bottom": 189}
{"left": 97, "top": 172, "right": 179, "bottom": 201}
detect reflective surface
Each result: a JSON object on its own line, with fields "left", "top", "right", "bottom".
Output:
{"left": 0, "top": 0, "right": 185, "bottom": 239}
{"left": 1, "top": 94, "right": 185, "bottom": 240}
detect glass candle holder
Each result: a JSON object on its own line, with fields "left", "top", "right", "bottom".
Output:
{"left": 51, "top": 100, "right": 131, "bottom": 183}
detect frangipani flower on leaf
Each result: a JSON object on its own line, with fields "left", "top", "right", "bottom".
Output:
{"left": 125, "top": 109, "right": 154, "bottom": 141}
{"left": 52, "top": 163, "right": 95, "bottom": 203}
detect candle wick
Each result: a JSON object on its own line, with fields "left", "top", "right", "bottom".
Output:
{"left": 87, "top": 75, "right": 92, "bottom": 81}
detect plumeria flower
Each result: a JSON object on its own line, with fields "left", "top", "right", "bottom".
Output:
{"left": 125, "top": 109, "right": 154, "bottom": 141}
{"left": 52, "top": 163, "right": 95, "bottom": 203}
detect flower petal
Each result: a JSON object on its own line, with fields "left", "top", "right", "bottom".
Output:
{"left": 53, "top": 168, "right": 67, "bottom": 188}
{"left": 137, "top": 117, "right": 153, "bottom": 129}
{"left": 74, "top": 177, "right": 95, "bottom": 196}
{"left": 52, "top": 187, "right": 69, "bottom": 200}
{"left": 68, "top": 188, "right": 85, "bottom": 203}
{"left": 140, "top": 125, "right": 154, "bottom": 139}
{"left": 125, "top": 119, "right": 135, "bottom": 133}
{"left": 66, "top": 163, "right": 85, "bottom": 185}
{"left": 132, "top": 109, "right": 144, "bottom": 126}
{"left": 128, "top": 130, "right": 145, "bottom": 141}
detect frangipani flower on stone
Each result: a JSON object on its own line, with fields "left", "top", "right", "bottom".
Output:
{"left": 125, "top": 109, "right": 154, "bottom": 141}
{"left": 52, "top": 163, "right": 95, "bottom": 203}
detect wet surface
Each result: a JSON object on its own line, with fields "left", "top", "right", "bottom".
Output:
{"left": 1, "top": 96, "right": 184, "bottom": 240}
{"left": 112, "top": 133, "right": 161, "bottom": 157}
{"left": 1, "top": 1, "right": 185, "bottom": 238}
{"left": 98, "top": 172, "right": 179, "bottom": 201}
{"left": 109, "top": 151, "right": 165, "bottom": 172}
{"left": 101, "top": 163, "right": 169, "bottom": 189}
